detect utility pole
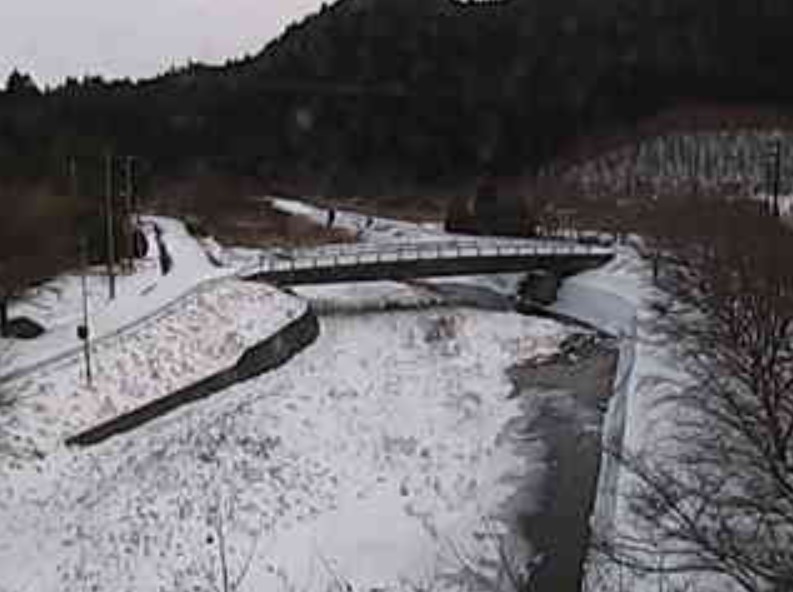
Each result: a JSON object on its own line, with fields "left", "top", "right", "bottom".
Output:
{"left": 133, "top": 157, "right": 144, "bottom": 227}
{"left": 765, "top": 138, "right": 782, "bottom": 217}
{"left": 765, "top": 146, "right": 772, "bottom": 213}
{"left": 104, "top": 152, "right": 116, "bottom": 299}
{"left": 68, "top": 157, "right": 78, "bottom": 200}
{"left": 772, "top": 139, "right": 781, "bottom": 218}
{"left": 79, "top": 238, "right": 93, "bottom": 387}
{"left": 70, "top": 159, "right": 93, "bottom": 386}
{"left": 124, "top": 156, "right": 136, "bottom": 271}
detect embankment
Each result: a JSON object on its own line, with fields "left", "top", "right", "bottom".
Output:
{"left": 66, "top": 306, "right": 320, "bottom": 446}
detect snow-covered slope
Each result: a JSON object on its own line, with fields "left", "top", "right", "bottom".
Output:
{"left": 561, "top": 130, "right": 793, "bottom": 196}
{"left": 4, "top": 279, "right": 303, "bottom": 455}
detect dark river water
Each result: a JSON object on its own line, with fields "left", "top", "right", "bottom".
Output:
{"left": 507, "top": 332, "right": 618, "bottom": 591}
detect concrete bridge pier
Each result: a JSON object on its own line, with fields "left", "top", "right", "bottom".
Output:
{"left": 518, "top": 270, "right": 561, "bottom": 306}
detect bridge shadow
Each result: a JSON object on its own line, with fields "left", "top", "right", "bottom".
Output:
{"left": 297, "top": 280, "right": 516, "bottom": 317}
{"left": 408, "top": 280, "right": 515, "bottom": 310}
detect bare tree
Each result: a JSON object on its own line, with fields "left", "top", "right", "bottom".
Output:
{"left": 0, "top": 183, "right": 83, "bottom": 335}
{"left": 596, "top": 197, "right": 793, "bottom": 592}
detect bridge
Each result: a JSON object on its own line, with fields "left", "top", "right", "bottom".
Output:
{"left": 240, "top": 238, "right": 613, "bottom": 286}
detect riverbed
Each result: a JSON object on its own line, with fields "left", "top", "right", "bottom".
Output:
{"left": 297, "top": 280, "right": 620, "bottom": 591}
{"left": 0, "top": 278, "right": 617, "bottom": 592}
{"left": 507, "top": 332, "right": 618, "bottom": 591}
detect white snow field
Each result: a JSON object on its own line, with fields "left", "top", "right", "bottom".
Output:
{"left": 0, "top": 284, "right": 572, "bottom": 592}
{"left": 268, "top": 196, "right": 443, "bottom": 243}
{"left": 2, "top": 200, "right": 638, "bottom": 592}
{"left": 3, "top": 279, "right": 303, "bottom": 454}
{"left": 239, "top": 198, "right": 739, "bottom": 591}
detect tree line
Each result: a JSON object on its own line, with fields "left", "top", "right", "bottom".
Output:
{"left": 5, "top": 0, "right": 793, "bottom": 189}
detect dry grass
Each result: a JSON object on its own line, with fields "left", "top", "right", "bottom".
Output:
{"left": 149, "top": 174, "right": 357, "bottom": 249}
{"left": 0, "top": 183, "right": 85, "bottom": 297}
{"left": 198, "top": 200, "right": 357, "bottom": 249}
{"left": 309, "top": 193, "right": 447, "bottom": 223}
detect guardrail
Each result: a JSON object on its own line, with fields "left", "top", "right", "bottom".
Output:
{"left": 239, "top": 239, "right": 612, "bottom": 278}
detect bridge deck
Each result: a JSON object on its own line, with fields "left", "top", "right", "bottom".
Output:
{"left": 241, "top": 240, "right": 613, "bottom": 286}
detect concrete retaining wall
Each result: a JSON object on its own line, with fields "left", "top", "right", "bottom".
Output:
{"left": 66, "top": 307, "right": 320, "bottom": 447}
{"left": 592, "top": 309, "right": 637, "bottom": 538}
{"left": 549, "top": 280, "right": 639, "bottom": 540}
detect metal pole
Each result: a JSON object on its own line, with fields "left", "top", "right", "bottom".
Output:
{"left": 124, "top": 156, "right": 135, "bottom": 271}
{"left": 80, "top": 237, "right": 93, "bottom": 387}
{"left": 133, "top": 157, "right": 143, "bottom": 228}
{"left": 765, "top": 147, "right": 772, "bottom": 213}
{"left": 773, "top": 139, "right": 781, "bottom": 217}
{"left": 105, "top": 153, "right": 117, "bottom": 300}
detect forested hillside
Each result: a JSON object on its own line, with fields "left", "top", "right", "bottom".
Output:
{"left": 4, "top": 0, "right": 793, "bottom": 195}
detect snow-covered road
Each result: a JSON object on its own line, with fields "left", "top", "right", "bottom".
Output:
{"left": 1, "top": 216, "right": 232, "bottom": 383}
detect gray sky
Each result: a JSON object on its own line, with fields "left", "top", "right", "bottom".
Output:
{"left": 0, "top": 0, "right": 328, "bottom": 87}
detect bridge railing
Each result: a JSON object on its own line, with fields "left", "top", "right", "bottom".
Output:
{"left": 240, "top": 239, "right": 611, "bottom": 278}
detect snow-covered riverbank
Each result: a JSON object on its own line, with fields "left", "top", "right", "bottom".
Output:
{"left": 4, "top": 279, "right": 304, "bottom": 454}
{"left": 0, "top": 286, "right": 574, "bottom": 592}
{"left": 552, "top": 248, "right": 732, "bottom": 592}
{"left": 0, "top": 200, "right": 632, "bottom": 591}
